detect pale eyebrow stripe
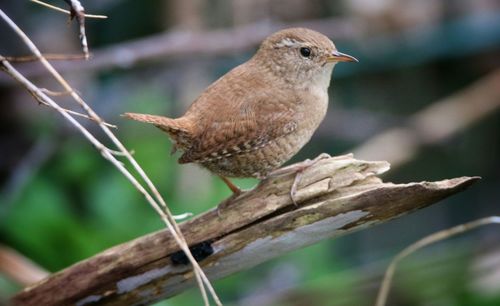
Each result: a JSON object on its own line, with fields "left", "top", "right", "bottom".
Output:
{"left": 275, "top": 38, "right": 301, "bottom": 48}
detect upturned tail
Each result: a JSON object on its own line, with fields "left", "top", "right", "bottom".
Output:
{"left": 123, "top": 113, "right": 193, "bottom": 151}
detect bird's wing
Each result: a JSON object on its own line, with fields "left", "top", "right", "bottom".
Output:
{"left": 178, "top": 93, "right": 298, "bottom": 164}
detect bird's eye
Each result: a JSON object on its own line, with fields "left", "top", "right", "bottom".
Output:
{"left": 299, "top": 47, "right": 311, "bottom": 58}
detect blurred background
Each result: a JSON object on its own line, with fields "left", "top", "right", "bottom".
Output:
{"left": 1, "top": 0, "right": 500, "bottom": 305}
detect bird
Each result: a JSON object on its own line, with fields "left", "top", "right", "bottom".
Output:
{"left": 124, "top": 27, "right": 357, "bottom": 204}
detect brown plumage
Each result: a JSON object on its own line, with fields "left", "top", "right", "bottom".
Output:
{"left": 124, "top": 27, "right": 357, "bottom": 195}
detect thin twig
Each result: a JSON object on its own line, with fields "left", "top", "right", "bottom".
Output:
{"left": 63, "top": 0, "right": 89, "bottom": 59}
{"left": 2, "top": 53, "right": 88, "bottom": 62}
{"left": 106, "top": 148, "right": 134, "bottom": 156}
{"left": 0, "top": 9, "right": 221, "bottom": 306}
{"left": 40, "top": 88, "right": 73, "bottom": 96}
{"left": 0, "top": 63, "right": 115, "bottom": 127}
{"left": 37, "top": 101, "right": 117, "bottom": 128}
{"left": 0, "top": 244, "right": 49, "bottom": 286}
{"left": 375, "top": 216, "right": 500, "bottom": 306}
{"left": 30, "top": 0, "right": 107, "bottom": 19}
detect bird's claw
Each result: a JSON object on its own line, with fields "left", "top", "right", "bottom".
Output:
{"left": 216, "top": 188, "right": 244, "bottom": 217}
{"left": 269, "top": 153, "right": 332, "bottom": 206}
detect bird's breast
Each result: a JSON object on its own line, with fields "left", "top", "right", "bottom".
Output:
{"left": 298, "top": 85, "right": 329, "bottom": 133}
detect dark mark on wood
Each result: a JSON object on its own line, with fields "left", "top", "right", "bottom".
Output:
{"left": 170, "top": 240, "right": 214, "bottom": 265}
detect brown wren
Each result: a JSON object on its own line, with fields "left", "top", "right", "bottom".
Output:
{"left": 124, "top": 28, "right": 357, "bottom": 202}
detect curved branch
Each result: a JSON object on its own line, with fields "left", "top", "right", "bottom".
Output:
{"left": 1, "top": 17, "right": 359, "bottom": 80}
{"left": 11, "top": 154, "right": 479, "bottom": 306}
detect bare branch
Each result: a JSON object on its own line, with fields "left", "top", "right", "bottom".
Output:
{"left": 30, "top": 0, "right": 107, "bottom": 19}
{"left": 2, "top": 53, "right": 88, "bottom": 62}
{"left": 39, "top": 88, "right": 73, "bottom": 96}
{"left": 3, "top": 10, "right": 494, "bottom": 80}
{"left": 78, "top": 17, "right": 357, "bottom": 70}
{"left": 0, "top": 16, "right": 359, "bottom": 79}
{"left": 10, "top": 155, "right": 479, "bottom": 306}
{"left": 353, "top": 69, "right": 500, "bottom": 167}
{"left": 376, "top": 216, "right": 500, "bottom": 306}
{"left": 62, "top": 0, "right": 89, "bottom": 59}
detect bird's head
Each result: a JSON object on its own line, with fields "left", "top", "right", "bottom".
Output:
{"left": 255, "top": 28, "right": 357, "bottom": 88}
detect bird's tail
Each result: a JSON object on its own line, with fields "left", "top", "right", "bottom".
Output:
{"left": 123, "top": 113, "right": 193, "bottom": 151}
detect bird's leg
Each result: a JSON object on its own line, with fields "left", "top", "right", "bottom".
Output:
{"left": 267, "top": 153, "right": 331, "bottom": 206}
{"left": 219, "top": 175, "right": 242, "bottom": 195}
{"left": 216, "top": 176, "right": 244, "bottom": 216}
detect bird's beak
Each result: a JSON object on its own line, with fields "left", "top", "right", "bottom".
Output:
{"left": 326, "top": 50, "right": 358, "bottom": 63}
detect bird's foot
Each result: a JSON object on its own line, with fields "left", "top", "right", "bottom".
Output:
{"left": 216, "top": 192, "right": 239, "bottom": 217}
{"left": 268, "top": 153, "right": 331, "bottom": 206}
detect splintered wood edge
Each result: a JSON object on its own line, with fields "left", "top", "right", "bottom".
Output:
{"left": 11, "top": 155, "right": 479, "bottom": 306}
